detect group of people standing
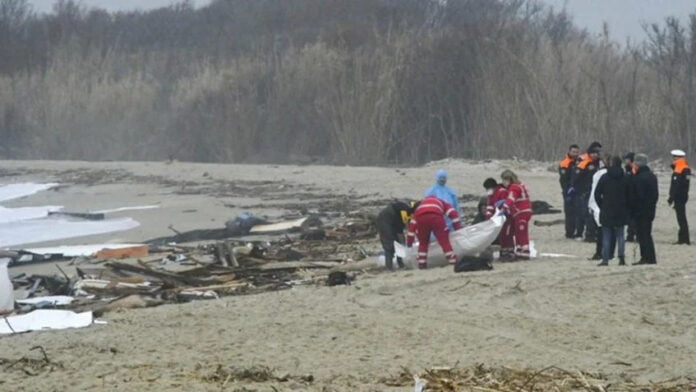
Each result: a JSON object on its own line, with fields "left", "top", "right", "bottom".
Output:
{"left": 559, "top": 142, "right": 691, "bottom": 266}
{"left": 377, "top": 169, "right": 533, "bottom": 271}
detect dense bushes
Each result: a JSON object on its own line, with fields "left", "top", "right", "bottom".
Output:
{"left": 1, "top": 0, "right": 695, "bottom": 164}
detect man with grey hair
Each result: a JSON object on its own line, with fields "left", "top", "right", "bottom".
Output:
{"left": 629, "top": 153, "right": 659, "bottom": 264}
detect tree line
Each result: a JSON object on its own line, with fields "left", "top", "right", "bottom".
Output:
{"left": 1, "top": 0, "right": 695, "bottom": 164}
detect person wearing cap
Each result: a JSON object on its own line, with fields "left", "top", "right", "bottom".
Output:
{"left": 425, "top": 169, "right": 462, "bottom": 231}
{"left": 559, "top": 144, "right": 581, "bottom": 238}
{"left": 623, "top": 152, "right": 639, "bottom": 242}
{"left": 376, "top": 200, "right": 417, "bottom": 270}
{"left": 570, "top": 143, "right": 603, "bottom": 242}
{"left": 668, "top": 149, "right": 691, "bottom": 245}
{"left": 629, "top": 153, "right": 659, "bottom": 264}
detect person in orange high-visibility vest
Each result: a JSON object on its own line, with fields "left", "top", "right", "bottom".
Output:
{"left": 570, "top": 142, "right": 603, "bottom": 242}
{"left": 668, "top": 149, "right": 691, "bottom": 245}
{"left": 559, "top": 144, "right": 581, "bottom": 238}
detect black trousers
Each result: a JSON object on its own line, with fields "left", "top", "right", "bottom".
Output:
{"left": 572, "top": 194, "right": 586, "bottom": 238}
{"left": 563, "top": 196, "right": 576, "bottom": 238}
{"left": 378, "top": 228, "right": 403, "bottom": 269}
{"left": 636, "top": 217, "right": 657, "bottom": 263}
{"left": 674, "top": 201, "right": 690, "bottom": 244}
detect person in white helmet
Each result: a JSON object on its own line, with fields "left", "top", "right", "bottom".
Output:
{"left": 668, "top": 149, "right": 691, "bottom": 245}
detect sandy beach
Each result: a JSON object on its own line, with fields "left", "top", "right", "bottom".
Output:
{"left": 1, "top": 159, "right": 695, "bottom": 391}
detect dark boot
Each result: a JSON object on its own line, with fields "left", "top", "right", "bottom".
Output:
{"left": 396, "top": 257, "right": 405, "bottom": 269}
{"left": 597, "top": 261, "right": 609, "bottom": 267}
{"left": 618, "top": 257, "right": 626, "bottom": 266}
{"left": 588, "top": 253, "right": 601, "bottom": 261}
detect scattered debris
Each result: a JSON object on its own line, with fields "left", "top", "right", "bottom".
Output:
{"left": 534, "top": 219, "right": 565, "bottom": 227}
{"left": 326, "top": 271, "right": 351, "bottom": 286}
{"left": 383, "top": 365, "right": 696, "bottom": 392}
{"left": 96, "top": 245, "right": 149, "bottom": 260}
{"left": 7, "top": 213, "right": 383, "bottom": 318}
{"left": 0, "top": 346, "right": 63, "bottom": 376}
{"left": 48, "top": 211, "right": 105, "bottom": 221}
{"left": 191, "top": 364, "right": 314, "bottom": 386}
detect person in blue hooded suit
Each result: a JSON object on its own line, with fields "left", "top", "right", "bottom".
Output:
{"left": 424, "top": 170, "right": 461, "bottom": 230}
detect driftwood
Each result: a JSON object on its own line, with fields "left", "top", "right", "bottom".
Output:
{"left": 106, "top": 261, "right": 211, "bottom": 287}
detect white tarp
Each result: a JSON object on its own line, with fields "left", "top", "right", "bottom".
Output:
{"left": 0, "top": 309, "right": 94, "bottom": 334}
{"left": 395, "top": 213, "right": 506, "bottom": 269}
{"left": 0, "top": 183, "right": 58, "bottom": 202}
{"left": 0, "top": 217, "right": 140, "bottom": 248}
{"left": 249, "top": 217, "right": 308, "bottom": 233}
{"left": 21, "top": 243, "right": 143, "bottom": 257}
{"left": 0, "top": 258, "right": 13, "bottom": 313}
{"left": 16, "top": 296, "right": 75, "bottom": 306}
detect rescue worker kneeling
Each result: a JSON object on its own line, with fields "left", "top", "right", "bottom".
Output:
{"left": 406, "top": 196, "right": 463, "bottom": 270}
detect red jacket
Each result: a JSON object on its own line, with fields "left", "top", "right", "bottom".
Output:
{"left": 504, "top": 183, "right": 532, "bottom": 217}
{"left": 406, "top": 197, "right": 462, "bottom": 246}
{"left": 486, "top": 186, "right": 508, "bottom": 219}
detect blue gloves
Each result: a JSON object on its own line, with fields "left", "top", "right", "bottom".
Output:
{"left": 495, "top": 200, "right": 506, "bottom": 208}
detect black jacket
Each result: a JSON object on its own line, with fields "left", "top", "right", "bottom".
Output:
{"left": 594, "top": 166, "right": 631, "bottom": 227}
{"left": 629, "top": 166, "right": 659, "bottom": 221}
{"left": 376, "top": 201, "right": 410, "bottom": 237}
{"left": 669, "top": 161, "right": 691, "bottom": 204}
{"left": 571, "top": 158, "right": 600, "bottom": 195}
{"left": 559, "top": 155, "right": 578, "bottom": 194}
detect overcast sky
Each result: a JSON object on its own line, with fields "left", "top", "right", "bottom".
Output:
{"left": 27, "top": 0, "right": 696, "bottom": 44}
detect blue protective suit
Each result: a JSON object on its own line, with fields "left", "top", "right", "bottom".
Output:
{"left": 424, "top": 170, "right": 461, "bottom": 231}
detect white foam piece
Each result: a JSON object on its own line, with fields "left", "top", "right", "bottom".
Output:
{"left": 0, "top": 217, "right": 140, "bottom": 248}
{"left": 0, "top": 309, "right": 94, "bottom": 334}
{"left": 94, "top": 205, "right": 160, "bottom": 214}
{"left": 20, "top": 243, "right": 143, "bottom": 257}
{"left": 0, "top": 206, "right": 63, "bottom": 224}
{"left": 16, "top": 296, "right": 75, "bottom": 306}
{"left": 0, "top": 183, "right": 58, "bottom": 202}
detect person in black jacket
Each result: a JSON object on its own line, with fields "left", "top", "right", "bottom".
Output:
{"left": 559, "top": 144, "right": 581, "bottom": 238}
{"left": 668, "top": 149, "right": 691, "bottom": 245}
{"left": 623, "top": 152, "right": 638, "bottom": 242}
{"left": 570, "top": 144, "right": 602, "bottom": 241}
{"left": 594, "top": 156, "right": 630, "bottom": 266}
{"left": 376, "top": 201, "right": 416, "bottom": 270}
{"left": 629, "top": 154, "right": 659, "bottom": 264}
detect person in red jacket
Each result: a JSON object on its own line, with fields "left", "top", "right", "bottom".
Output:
{"left": 483, "top": 178, "right": 508, "bottom": 219}
{"left": 499, "top": 170, "right": 533, "bottom": 260}
{"left": 483, "top": 178, "right": 509, "bottom": 247}
{"left": 406, "top": 196, "right": 463, "bottom": 269}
